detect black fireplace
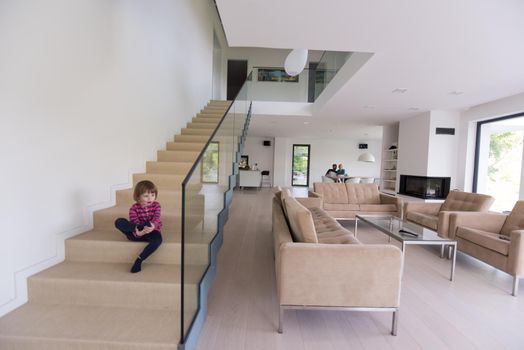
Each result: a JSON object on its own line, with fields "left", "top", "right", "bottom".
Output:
{"left": 399, "top": 175, "right": 450, "bottom": 199}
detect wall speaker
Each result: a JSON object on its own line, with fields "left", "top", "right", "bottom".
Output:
{"left": 263, "top": 140, "right": 271, "bottom": 146}
{"left": 436, "top": 127, "right": 455, "bottom": 135}
{"left": 358, "top": 143, "right": 368, "bottom": 149}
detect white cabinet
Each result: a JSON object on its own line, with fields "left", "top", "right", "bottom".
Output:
{"left": 238, "top": 170, "right": 262, "bottom": 188}
{"left": 381, "top": 148, "right": 398, "bottom": 194}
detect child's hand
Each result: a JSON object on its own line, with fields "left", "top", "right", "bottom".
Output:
{"left": 143, "top": 226, "right": 154, "bottom": 234}
{"left": 135, "top": 228, "right": 144, "bottom": 237}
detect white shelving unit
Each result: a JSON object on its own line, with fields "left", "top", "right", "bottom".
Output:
{"left": 381, "top": 148, "right": 398, "bottom": 194}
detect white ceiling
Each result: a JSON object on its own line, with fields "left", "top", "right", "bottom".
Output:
{"left": 216, "top": 0, "right": 524, "bottom": 129}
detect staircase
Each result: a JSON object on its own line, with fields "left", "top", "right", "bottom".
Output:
{"left": 0, "top": 100, "right": 234, "bottom": 350}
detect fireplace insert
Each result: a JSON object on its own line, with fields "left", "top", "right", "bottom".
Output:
{"left": 399, "top": 175, "right": 450, "bottom": 199}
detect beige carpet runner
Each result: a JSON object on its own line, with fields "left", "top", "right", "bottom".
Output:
{"left": 0, "top": 100, "right": 232, "bottom": 350}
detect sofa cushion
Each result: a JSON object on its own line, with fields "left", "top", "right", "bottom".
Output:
{"left": 456, "top": 226, "right": 510, "bottom": 256}
{"left": 440, "top": 191, "right": 494, "bottom": 212}
{"left": 347, "top": 183, "right": 381, "bottom": 204}
{"left": 317, "top": 229, "right": 361, "bottom": 244}
{"left": 406, "top": 211, "right": 438, "bottom": 230}
{"left": 500, "top": 201, "right": 524, "bottom": 236}
{"left": 324, "top": 203, "right": 360, "bottom": 211}
{"left": 313, "top": 183, "right": 349, "bottom": 204}
{"left": 359, "top": 204, "right": 398, "bottom": 213}
{"left": 283, "top": 196, "right": 318, "bottom": 243}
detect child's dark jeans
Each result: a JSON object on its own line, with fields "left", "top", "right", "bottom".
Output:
{"left": 114, "top": 218, "right": 162, "bottom": 260}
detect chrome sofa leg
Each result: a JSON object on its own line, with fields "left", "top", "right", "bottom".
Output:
{"left": 440, "top": 245, "right": 445, "bottom": 258}
{"left": 512, "top": 276, "right": 520, "bottom": 296}
{"left": 278, "top": 306, "right": 283, "bottom": 333}
{"left": 391, "top": 310, "right": 398, "bottom": 336}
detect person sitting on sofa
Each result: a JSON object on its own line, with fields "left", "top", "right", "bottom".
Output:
{"left": 325, "top": 163, "right": 338, "bottom": 180}
{"left": 336, "top": 163, "right": 347, "bottom": 183}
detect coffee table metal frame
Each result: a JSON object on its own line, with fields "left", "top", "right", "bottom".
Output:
{"left": 354, "top": 214, "right": 457, "bottom": 281}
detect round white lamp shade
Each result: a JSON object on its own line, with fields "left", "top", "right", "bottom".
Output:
{"left": 284, "top": 49, "right": 308, "bottom": 77}
{"left": 358, "top": 153, "right": 375, "bottom": 162}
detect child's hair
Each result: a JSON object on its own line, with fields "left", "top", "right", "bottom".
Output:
{"left": 133, "top": 180, "right": 158, "bottom": 201}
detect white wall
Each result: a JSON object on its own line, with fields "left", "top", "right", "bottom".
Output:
{"left": 456, "top": 92, "right": 524, "bottom": 191}
{"left": 398, "top": 113, "right": 431, "bottom": 177}
{"left": 427, "top": 110, "right": 461, "bottom": 188}
{"left": 272, "top": 137, "right": 383, "bottom": 188}
{"left": 398, "top": 111, "right": 461, "bottom": 189}
{"left": 242, "top": 136, "right": 275, "bottom": 176}
{"left": 0, "top": 0, "right": 216, "bottom": 315}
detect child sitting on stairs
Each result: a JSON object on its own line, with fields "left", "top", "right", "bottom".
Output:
{"left": 114, "top": 180, "right": 163, "bottom": 273}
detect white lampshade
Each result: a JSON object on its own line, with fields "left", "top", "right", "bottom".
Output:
{"left": 284, "top": 49, "right": 308, "bottom": 77}
{"left": 358, "top": 153, "right": 375, "bottom": 162}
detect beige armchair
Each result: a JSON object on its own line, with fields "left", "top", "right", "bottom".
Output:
{"left": 449, "top": 201, "right": 524, "bottom": 296}
{"left": 403, "top": 191, "right": 495, "bottom": 239}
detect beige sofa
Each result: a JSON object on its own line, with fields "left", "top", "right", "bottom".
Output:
{"left": 449, "top": 201, "right": 524, "bottom": 296}
{"left": 311, "top": 183, "right": 403, "bottom": 219}
{"left": 273, "top": 188, "right": 403, "bottom": 335}
{"left": 404, "top": 191, "right": 495, "bottom": 239}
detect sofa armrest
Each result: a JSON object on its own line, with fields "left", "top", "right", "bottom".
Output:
{"left": 308, "top": 191, "right": 321, "bottom": 198}
{"left": 278, "top": 243, "right": 402, "bottom": 308}
{"left": 404, "top": 202, "right": 442, "bottom": 218}
{"left": 508, "top": 230, "right": 524, "bottom": 276}
{"left": 448, "top": 212, "right": 507, "bottom": 239}
{"left": 308, "top": 191, "right": 324, "bottom": 207}
{"left": 380, "top": 194, "right": 403, "bottom": 218}
{"left": 296, "top": 197, "right": 322, "bottom": 209}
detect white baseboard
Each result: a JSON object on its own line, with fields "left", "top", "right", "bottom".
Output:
{"left": 0, "top": 170, "right": 141, "bottom": 317}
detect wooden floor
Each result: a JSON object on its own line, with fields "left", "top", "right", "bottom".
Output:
{"left": 196, "top": 188, "right": 524, "bottom": 350}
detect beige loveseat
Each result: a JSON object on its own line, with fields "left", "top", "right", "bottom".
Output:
{"left": 449, "top": 201, "right": 524, "bottom": 296}
{"left": 404, "top": 191, "right": 495, "bottom": 239}
{"left": 273, "top": 188, "right": 403, "bottom": 335}
{"left": 311, "top": 183, "right": 403, "bottom": 219}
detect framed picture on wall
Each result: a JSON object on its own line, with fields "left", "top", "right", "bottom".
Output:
{"left": 257, "top": 68, "right": 299, "bottom": 83}
{"left": 239, "top": 155, "right": 249, "bottom": 169}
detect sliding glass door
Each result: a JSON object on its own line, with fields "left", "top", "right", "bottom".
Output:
{"left": 292, "top": 144, "right": 310, "bottom": 187}
{"left": 474, "top": 114, "right": 524, "bottom": 212}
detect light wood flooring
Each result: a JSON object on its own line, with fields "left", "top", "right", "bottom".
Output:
{"left": 197, "top": 188, "right": 524, "bottom": 350}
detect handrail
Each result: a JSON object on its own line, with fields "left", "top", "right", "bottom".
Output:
{"left": 179, "top": 71, "right": 253, "bottom": 345}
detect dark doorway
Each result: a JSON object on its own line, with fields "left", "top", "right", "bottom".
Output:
{"left": 307, "top": 62, "right": 318, "bottom": 102}
{"left": 227, "top": 60, "right": 248, "bottom": 100}
{"left": 292, "top": 144, "right": 311, "bottom": 187}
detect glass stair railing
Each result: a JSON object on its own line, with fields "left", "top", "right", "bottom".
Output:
{"left": 179, "top": 72, "right": 252, "bottom": 349}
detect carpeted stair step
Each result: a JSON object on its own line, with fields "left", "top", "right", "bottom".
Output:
{"left": 133, "top": 173, "right": 186, "bottom": 190}
{"left": 173, "top": 134, "right": 210, "bottom": 143}
{"left": 180, "top": 127, "right": 214, "bottom": 136}
{"left": 195, "top": 112, "right": 223, "bottom": 119}
{"left": 27, "top": 261, "right": 203, "bottom": 311}
{"left": 146, "top": 161, "right": 193, "bottom": 175}
{"left": 0, "top": 303, "right": 189, "bottom": 350}
{"left": 166, "top": 142, "right": 206, "bottom": 152}
{"left": 186, "top": 122, "right": 219, "bottom": 129}
{"left": 157, "top": 150, "right": 200, "bottom": 162}
{"left": 115, "top": 188, "right": 181, "bottom": 209}
{"left": 93, "top": 205, "right": 199, "bottom": 232}
{"left": 65, "top": 230, "right": 209, "bottom": 265}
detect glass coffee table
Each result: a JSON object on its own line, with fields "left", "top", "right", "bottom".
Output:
{"left": 355, "top": 214, "right": 457, "bottom": 281}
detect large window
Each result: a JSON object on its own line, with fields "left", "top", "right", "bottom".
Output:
{"left": 201, "top": 142, "right": 219, "bottom": 183}
{"left": 474, "top": 113, "right": 524, "bottom": 212}
{"left": 292, "top": 144, "right": 310, "bottom": 187}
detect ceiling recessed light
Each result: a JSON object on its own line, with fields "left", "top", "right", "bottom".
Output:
{"left": 392, "top": 88, "right": 408, "bottom": 94}
{"left": 408, "top": 107, "right": 419, "bottom": 111}
{"left": 449, "top": 90, "right": 464, "bottom": 95}
{"left": 363, "top": 105, "right": 375, "bottom": 109}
